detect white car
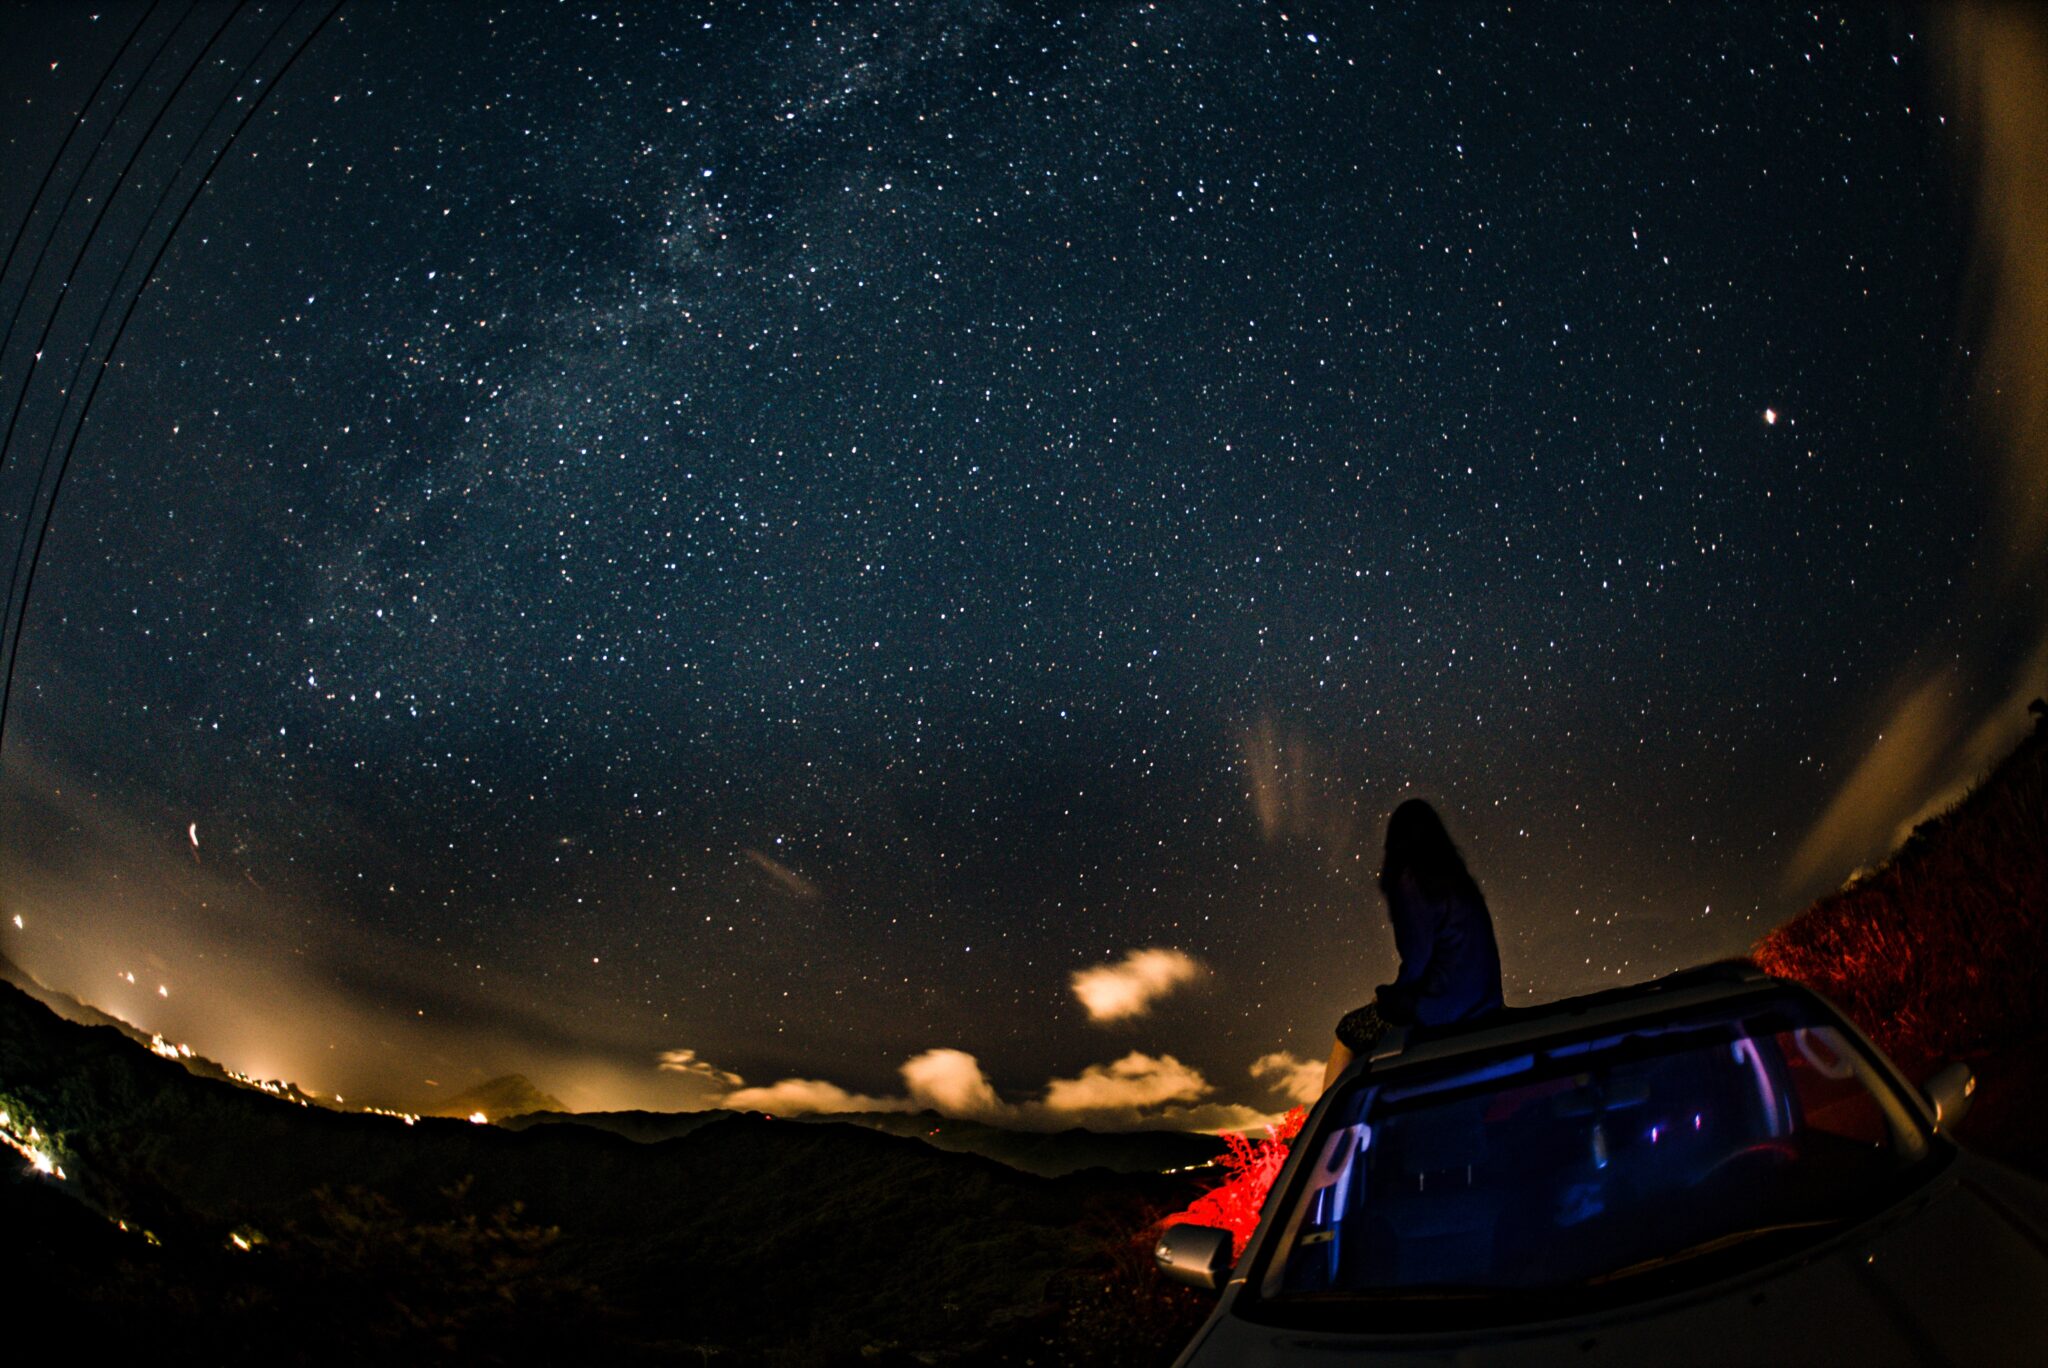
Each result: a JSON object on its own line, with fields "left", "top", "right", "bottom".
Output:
{"left": 1157, "top": 963, "right": 2048, "bottom": 1365}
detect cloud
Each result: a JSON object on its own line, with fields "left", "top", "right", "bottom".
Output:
{"left": 901, "top": 1047, "right": 1003, "bottom": 1116}
{"left": 1239, "top": 716, "right": 1359, "bottom": 869}
{"left": 658, "top": 1039, "right": 1288, "bottom": 1133}
{"left": 720, "top": 1049, "right": 1004, "bottom": 1119}
{"left": 1944, "top": 4, "right": 2048, "bottom": 577}
{"left": 1143, "top": 1101, "right": 1288, "bottom": 1135}
{"left": 722, "top": 1076, "right": 904, "bottom": 1115}
{"left": 1040, "top": 1051, "right": 1211, "bottom": 1116}
{"left": 743, "top": 848, "right": 821, "bottom": 898}
{"left": 1070, "top": 948, "right": 1204, "bottom": 1022}
{"left": 1790, "top": 8, "right": 2048, "bottom": 893}
{"left": 1250, "top": 1050, "right": 1324, "bottom": 1105}
{"left": 655, "top": 1048, "right": 743, "bottom": 1089}
{"left": 650, "top": 1046, "right": 887, "bottom": 1115}
{"left": 1784, "top": 672, "right": 1957, "bottom": 891}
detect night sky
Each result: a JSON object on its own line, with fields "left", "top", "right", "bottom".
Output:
{"left": 0, "top": 3, "right": 2031, "bottom": 1125}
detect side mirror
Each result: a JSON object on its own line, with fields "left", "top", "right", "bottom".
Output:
{"left": 1155, "top": 1223, "right": 1234, "bottom": 1291}
{"left": 1924, "top": 1060, "right": 1976, "bottom": 1131}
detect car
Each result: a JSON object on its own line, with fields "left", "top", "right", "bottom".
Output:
{"left": 1156, "top": 962, "right": 2048, "bottom": 1365}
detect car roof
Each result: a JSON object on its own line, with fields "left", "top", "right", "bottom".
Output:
{"left": 1362, "top": 959, "right": 1800, "bottom": 1074}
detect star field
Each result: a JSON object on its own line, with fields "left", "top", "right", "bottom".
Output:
{"left": 0, "top": 4, "right": 1999, "bottom": 1116}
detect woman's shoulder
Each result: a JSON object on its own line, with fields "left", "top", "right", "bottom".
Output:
{"left": 1413, "top": 872, "right": 1489, "bottom": 923}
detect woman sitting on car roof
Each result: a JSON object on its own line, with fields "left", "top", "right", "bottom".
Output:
{"left": 1323, "top": 799, "right": 1504, "bottom": 1091}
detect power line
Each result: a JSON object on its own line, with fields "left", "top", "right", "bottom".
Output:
{"left": 0, "top": 0, "right": 349, "bottom": 751}
{"left": 0, "top": 0, "right": 236, "bottom": 614}
{"left": 0, "top": 1, "right": 162, "bottom": 333}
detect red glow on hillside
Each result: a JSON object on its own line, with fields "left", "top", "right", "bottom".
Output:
{"left": 1754, "top": 715, "right": 2048, "bottom": 1073}
{"left": 1164, "top": 1107, "right": 1306, "bottom": 1256}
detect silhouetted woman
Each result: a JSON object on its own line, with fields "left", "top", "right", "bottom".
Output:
{"left": 1322, "top": 799, "right": 1504, "bottom": 1090}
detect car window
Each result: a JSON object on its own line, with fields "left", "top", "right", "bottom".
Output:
{"left": 1777, "top": 1025, "right": 1892, "bottom": 1147}
{"left": 1259, "top": 997, "right": 1930, "bottom": 1309}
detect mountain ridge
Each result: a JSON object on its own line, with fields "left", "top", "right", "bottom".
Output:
{"left": 500, "top": 1105, "right": 1228, "bottom": 1178}
{"left": 0, "top": 976, "right": 1211, "bottom": 1361}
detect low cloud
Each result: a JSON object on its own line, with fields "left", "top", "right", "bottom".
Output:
{"left": 722, "top": 1076, "right": 904, "bottom": 1115}
{"left": 1040, "top": 1050, "right": 1209, "bottom": 1115}
{"left": 1144, "top": 1101, "right": 1288, "bottom": 1134}
{"left": 1250, "top": 1050, "right": 1324, "bottom": 1105}
{"left": 1025, "top": 1053, "right": 1293, "bottom": 1132}
{"left": 1070, "top": 948, "right": 1204, "bottom": 1022}
{"left": 666, "top": 1041, "right": 1287, "bottom": 1133}
{"left": 678, "top": 1049, "right": 1001, "bottom": 1120}
{"left": 655, "top": 1048, "right": 743, "bottom": 1089}
{"left": 901, "top": 1047, "right": 1003, "bottom": 1116}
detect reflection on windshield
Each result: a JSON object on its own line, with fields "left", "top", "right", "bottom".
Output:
{"left": 1264, "top": 1000, "right": 1927, "bottom": 1301}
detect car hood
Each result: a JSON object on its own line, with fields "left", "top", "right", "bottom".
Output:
{"left": 1179, "top": 1153, "right": 2048, "bottom": 1367}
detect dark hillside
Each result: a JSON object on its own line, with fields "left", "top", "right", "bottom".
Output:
{"left": 503, "top": 1106, "right": 1229, "bottom": 1178}
{"left": 425, "top": 1074, "right": 565, "bottom": 1121}
{"left": 0, "top": 980, "right": 1210, "bottom": 1362}
{"left": 0, "top": 949, "right": 326, "bottom": 1107}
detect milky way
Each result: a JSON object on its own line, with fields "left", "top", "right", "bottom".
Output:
{"left": 0, "top": 4, "right": 2009, "bottom": 1121}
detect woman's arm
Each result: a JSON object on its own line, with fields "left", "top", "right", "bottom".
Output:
{"left": 1321, "top": 1035, "right": 1355, "bottom": 1093}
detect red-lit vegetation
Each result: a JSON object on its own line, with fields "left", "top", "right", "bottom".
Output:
{"left": 1164, "top": 1106, "right": 1307, "bottom": 1255}
{"left": 1755, "top": 707, "right": 2048, "bottom": 1073}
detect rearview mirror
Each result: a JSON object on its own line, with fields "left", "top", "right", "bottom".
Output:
{"left": 1155, "top": 1223, "right": 1234, "bottom": 1291}
{"left": 1924, "top": 1060, "right": 1976, "bottom": 1130}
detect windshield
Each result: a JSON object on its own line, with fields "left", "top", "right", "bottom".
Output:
{"left": 1259, "top": 995, "right": 1932, "bottom": 1310}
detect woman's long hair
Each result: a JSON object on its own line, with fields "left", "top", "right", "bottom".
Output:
{"left": 1378, "top": 798, "right": 1485, "bottom": 906}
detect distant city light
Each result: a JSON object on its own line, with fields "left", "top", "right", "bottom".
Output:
{"left": 1, "top": 1111, "right": 64, "bottom": 1180}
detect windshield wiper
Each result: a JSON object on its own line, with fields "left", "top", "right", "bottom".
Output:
{"left": 1588, "top": 1220, "right": 1842, "bottom": 1284}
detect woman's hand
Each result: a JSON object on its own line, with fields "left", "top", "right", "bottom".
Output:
{"left": 1321, "top": 1036, "right": 1355, "bottom": 1093}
